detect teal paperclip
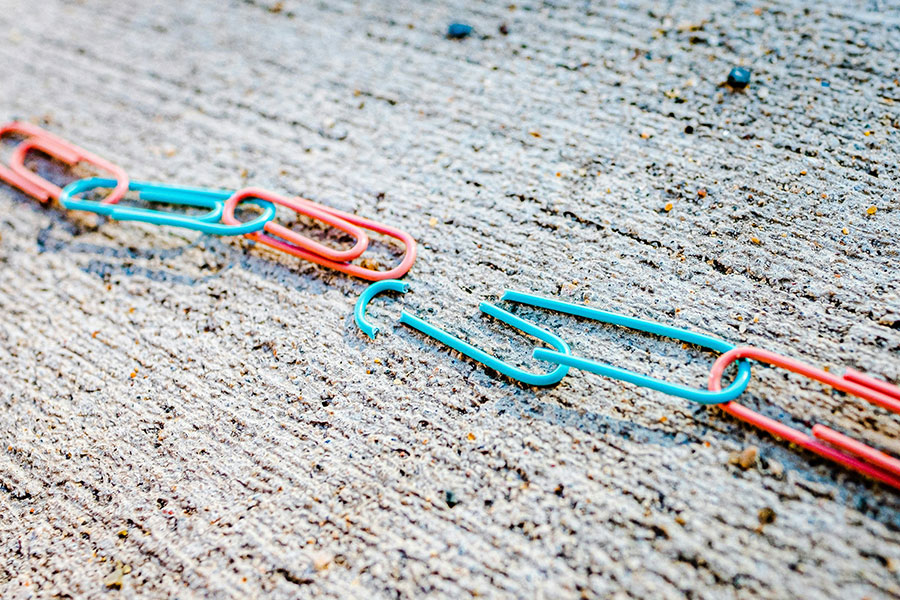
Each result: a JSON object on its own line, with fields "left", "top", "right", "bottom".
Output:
{"left": 355, "top": 279, "right": 410, "bottom": 339}
{"left": 501, "top": 290, "right": 751, "bottom": 404}
{"left": 399, "top": 302, "right": 571, "bottom": 386}
{"left": 59, "top": 178, "right": 276, "bottom": 235}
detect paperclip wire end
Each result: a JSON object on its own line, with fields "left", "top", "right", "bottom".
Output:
{"left": 354, "top": 279, "right": 410, "bottom": 339}
{"left": 398, "top": 301, "right": 570, "bottom": 386}
{"left": 501, "top": 290, "right": 751, "bottom": 404}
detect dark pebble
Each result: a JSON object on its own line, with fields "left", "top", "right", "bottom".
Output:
{"left": 499, "top": 23, "right": 509, "bottom": 35}
{"left": 445, "top": 490, "right": 460, "bottom": 507}
{"left": 727, "top": 67, "right": 751, "bottom": 89}
{"left": 447, "top": 23, "right": 473, "bottom": 39}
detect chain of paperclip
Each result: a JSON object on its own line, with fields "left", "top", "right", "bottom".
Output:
{"left": 356, "top": 281, "right": 900, "bottom": 491}
{"left": 0, "top": 122, "right": 416, "bottom": 281}
{"left": 3, "top": 122, "right": 899, "bottom": 493}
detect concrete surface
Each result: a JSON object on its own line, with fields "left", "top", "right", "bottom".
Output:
{"left": 1, "top": 0, "right": 899, "bottom": 598}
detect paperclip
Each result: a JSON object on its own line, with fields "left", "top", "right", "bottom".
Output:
{"left": 221, "top": 188, "right": 369, "bottom": 262}
{"left": 355, "top": 279, "right": 410, "bottom": 339}
{"left": 500, "top": 291, "right": 751, "bottom": 404}
{"left": 0, "top": 122, "right": 77, "bottom": 201}
{"left": 224, "top": 193, "right": 417, "bottom": 281}
{"left": 399, "top": 302, "right": 571, "bottom": 386}
{"left": 60, "top": 178, "right": 277, "bottom": 235}
{"left": 708, "top": 346, "right": 900, "bottom": 490}
{"left": 5, "top": 126, "right": 129, "bottom": 204}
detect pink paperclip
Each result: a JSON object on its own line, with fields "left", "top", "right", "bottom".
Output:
{"left": 0, "top": 122, "right": 77, "bottom": 201}
{"left": 708, "top": 346, "right": 900, "bottom": 490}
{"left": 222, "top": 190, "right": 416, "bottom": 281}
{"left": 3, "top": 123, "right": 129, "bottom": 204}
{"left": 221, "top": 188, "right": 369, "bottom": 262}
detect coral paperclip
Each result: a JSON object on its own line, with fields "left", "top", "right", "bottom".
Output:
{"left": 3, "top": 124, "right": 129, "bottom": 204}
{"left": 708, "top": 346, "right": 900, "bottom": 490}
{"left": 223, "top": 192, "right": 417, "bottom": 281}
{"left": 222, "top": 188, "right": 370, "bottom": 262}
{"left": 1, "top": 122, "right": 73, "bottom": 200}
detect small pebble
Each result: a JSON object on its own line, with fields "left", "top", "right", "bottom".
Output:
{"left": 311, "top": 552, "right": 333, "bottom": 571}
{"left": 499, "top": 23, "right": 509, "bottom": 35}
{"left": 445, "top": 490, "right": 459, "bottom": 508}
{"left": 758, "top": 507, "right": 777, "bottom": 525}
{"left": 729, "top": 445, "right": 758, "bottom": 470}
{"left": 727, "top": 67, "right": 751, "bottom": 89}
{"left": 447, "top": 23, "right": 473, "bottom": 39}
{"left": 866, "top": 205, "right": 877, "bottom": 215}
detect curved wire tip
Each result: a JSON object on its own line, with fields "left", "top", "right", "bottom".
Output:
{"left": 354, "top": 279, "right": 410, "bottom": 339}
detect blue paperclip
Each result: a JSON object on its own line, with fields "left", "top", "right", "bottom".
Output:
{"left": 399, "top": 302, "right": 571, "bottom": 386}
{"left": 501, "top": 290, "right": 751, "bottom": 404}
{"left": 355, "top": 279, "right": 410, "bottom": 339}
{"left": 59, "top": 178, "right": 277, "bottom": 235}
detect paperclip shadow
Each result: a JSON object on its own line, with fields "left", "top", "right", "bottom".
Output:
{"left": 501, "top": 290, "right": 751, "bottom": 404}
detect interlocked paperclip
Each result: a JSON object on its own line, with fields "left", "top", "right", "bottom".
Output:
{"left": 400, "top": 303, "right": 572, "bottom": 386}
{"left": 223, "top": 192, "right": 417, "bottom": 281}
{"left": 60, "top": 178, "right": 277, "bottom": 235}
{"left": 354, "top": 281, "right": 569, "bottom": 385}
{"left": 221, "top": 188, "right": 370, "bottom": 262}
{"left": 1, "top": 122, "right": 75, "bottom": 200}
{"left": 708, "top": 346, "right": 900, "bottom": 490}
{"left": 4, "top": 125, "right": 129, "bottom": 204}
{"left": 502, "top": 291, "right": 752, "bottom": 404}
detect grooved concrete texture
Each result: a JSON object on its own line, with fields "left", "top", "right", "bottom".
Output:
{"left": 1, "top": 1, "right": 899, "bottom": 598}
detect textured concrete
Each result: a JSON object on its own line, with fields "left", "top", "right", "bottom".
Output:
{"left": 1, "top": 1, "right": 899, "bottom": 598}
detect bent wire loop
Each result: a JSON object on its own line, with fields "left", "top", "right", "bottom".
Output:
{"left": 223, "top": 193, "right": 417, "bottom": 281}
{"left": 354, "top": 279, "right": 410, "bottom": 339}
{"left": 0, "top": 122, "right": 76, "bottom": 201}
{"left": 501, "top": 291, "right": 751, "bottom": 405}
{"left": 708, "top": 346, "right": 900, "bottom": 490}
{"left": 60, "top": 178, "right": 277, "bottom": 235}
{"left": 221, "top": 188, "right": 369, "bottom": 262}
{"left": 5, "top": 126, "right": 129, "bottom": 204}
{"left": 399, "top": 301, "right": 571, "bottom": 386}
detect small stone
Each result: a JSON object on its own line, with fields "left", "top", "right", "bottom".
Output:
{"left": 117, "top": 529, "right": 128, "bottom": 538}
{"left": 447, "top": 23, "right": 473, "bottom": 39}
{"left": 866, "top": 205, "right": 877, "bottom": 215}
{"left": 727, "top": 67, "right": 751, "bottom": 89}
{"left": 758, "top": 507, "right": 776, "bottom": 525}
{"left": 499, "top": 23, "right": 509, "bottom": 35}
{"left": 311, "top": 552, "right": 332, "bottom": 571}
{"left": 664, "top": 202, "right": 673, "bottom": 212}
{"left": 767, "top": 459, "right": 784, "bottom": 478}
{"left": 104, "top": 563, "right": 126, "bottom": 589}
{"left": 729, "top": 445, "right": 758, "bottom": 470}
{"left": 445, "top": 490, "right": 459, "bottom": 508}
